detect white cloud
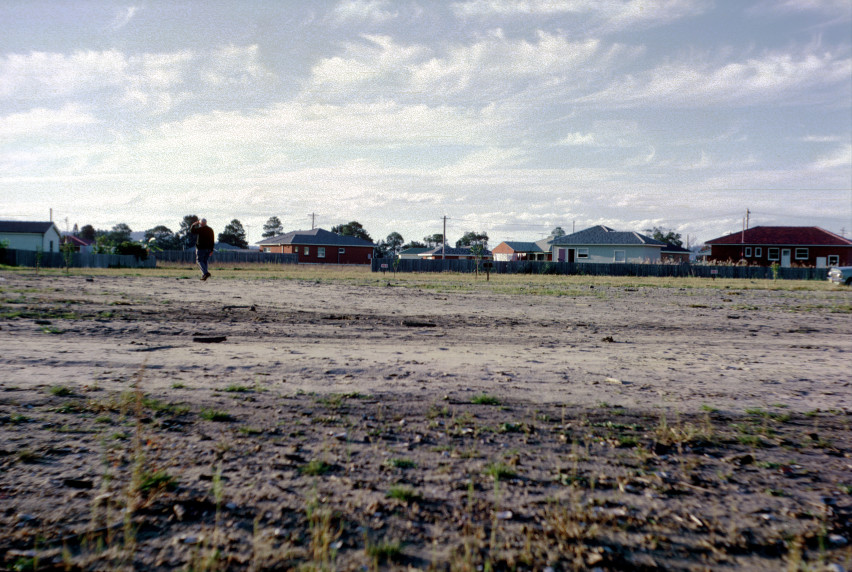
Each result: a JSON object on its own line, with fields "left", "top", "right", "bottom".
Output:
{"left": 0, "top": 103, "right": 96, "bottom": 137}
{"left": 578, "top": 47, "right": 852, "bottom": 108}
{"left": 809, "top": 143, "right": 852, "bottom": 170}
{"left": 329, "top": 0, "right": 397, "bottom": 25}
{"left": 559, "top": 132, "right": 596, "bottom": 146}
{"left": 110, "top": 6, "right": 139, "bottom": 30}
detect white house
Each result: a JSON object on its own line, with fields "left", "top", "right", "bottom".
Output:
{"left": 550, "top": 225, "right": 665, "bottom": 263}
{"left": 0, "top": 221, "right": 63, "bottom": 253}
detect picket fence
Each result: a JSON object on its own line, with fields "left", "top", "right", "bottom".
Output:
{"left": 1, "top": 249, "right": 156, "bottom": 269}
{"left": 371, "top": 257, "right": 828, "bottom": 281}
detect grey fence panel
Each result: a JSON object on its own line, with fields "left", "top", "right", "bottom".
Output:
{"left": 371, "top": 257, "right": 828, "bottom": 281}
{"left": 0, "top": 249, "right": 155, "bottom": 268}
{"left": 155, "top": 250, "right": 298, "bottom": 265}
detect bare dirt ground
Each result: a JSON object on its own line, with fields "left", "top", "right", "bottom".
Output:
{"left": 1, "top": 268, "right": 851, "bottom": 571}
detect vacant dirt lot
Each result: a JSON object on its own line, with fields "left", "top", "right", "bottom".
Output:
{"left": 1, "top": 269, "right": 850, "bottom": 570}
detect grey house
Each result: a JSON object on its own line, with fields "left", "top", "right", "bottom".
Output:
{"left": 550, "top": 225, "right": 665, "bottom": 263}
{"left": 0, "top": 221, "right": 62, "bottom": 253}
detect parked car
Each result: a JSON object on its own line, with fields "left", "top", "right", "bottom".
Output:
{"left": 827, "top": 266, "right": 852, "bottom": 286}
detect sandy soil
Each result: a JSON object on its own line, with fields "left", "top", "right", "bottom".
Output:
{"left": 1, "top": 270, "right": 850, "bottom": 570}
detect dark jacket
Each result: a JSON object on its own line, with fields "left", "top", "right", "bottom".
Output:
{"left": 191, "top": 224, "right": 215, "bottom": 250}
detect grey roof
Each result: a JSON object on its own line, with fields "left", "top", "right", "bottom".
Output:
{"left": 0, "top": 221, "right": 59, "bottom": 234}
{"left": 501, "top": 241, "right": 545, "bottom": 252}
{"left": 420, "top": 245, "right": 492, "bottom": 257}
{"left": 550, "top": 225, "right": 665, "bottom": 247}
{"left": 256, "top": 228, "right": 375, "bottom": 247}
{"left": 399, "top": 247, "right": 430, "bottom": 255}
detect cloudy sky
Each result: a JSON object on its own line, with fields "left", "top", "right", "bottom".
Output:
{"left": 1, "top": 0, "right": 850, "bottom": 247}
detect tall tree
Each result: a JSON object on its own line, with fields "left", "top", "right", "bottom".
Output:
{"left": 384, "top": 232, "right": 404, "bottom": 257}
{"left": 218, "top": 219, "right": 248, "bottom": 249}
{"left": 455, "top": 231, "right": 489, "bottom": 249}
{"left": 262, "top": 216, "right": 284, "bottom": 238}
{"left": 402, "top": 240, "right": 426, "bottom": 250}
{"left": 106, "top": 223, "right": 133, "bottom": 245}
{"left": 645, "top": 226, "right": 683, "bottom": 247}
{"left": 144, "top": 225, "right": 181, "bottom": 250}
{"left": 331, "top": 221, "right": 373, "bottom": 242}
{"left": 79, "top": 224, "right": 96, "bottom": 241}
{"left": 177, "top": 215, "right": 199, "bottom": 249}
{"left": 423, "top": 233, "right": 444, "bottom": 248}
{"left": 551, "top": 226, "right": 566, "bottom": 237}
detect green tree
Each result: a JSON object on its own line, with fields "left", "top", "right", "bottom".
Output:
{"left": 422, "top": 234, "right": 444, "bottom": 248}
{"left": 106, "top": 223, "right": 132, "bottom": 245}
{"left": 402, "top": 240, "right": 426, "bottom": 250}
{"left": 177, "top": 215, "right": 199, "bottom": 249}
{"left": 144, "top": 225, "right": 181, "bottom": 250}
{"left": 114, "top": 241, "right": 149, "bottom": 260}
{"left": 645, "top": 226, "right": 683, "bottom": 247}
{"left": 384, "top": 232, "right": 404, "bottom": 257}
{"left": 551, "top": 226, "right": 566, "bottom": 237}
{"left": 331, "top": 221, "right": 373, "bottom": 242}
{"left": 455, "top": 231, "right": 489, "bottom": 249}
{"left": 79, "top": 224, "right": 96, "bottom": 241}
{"left": 218, "top": 219, "right": 248, "bottom": 249}
{"left": 262, "top": 216, "right": 284, "bottom": 238}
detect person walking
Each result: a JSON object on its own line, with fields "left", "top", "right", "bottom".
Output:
{"left": 190, "top": 218, "right": 215, "bottom": 281}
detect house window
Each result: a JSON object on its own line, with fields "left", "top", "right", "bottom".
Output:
{"left": 263, "top": 247, "right": 270, "bottom": 253}
{"left": 744, "top": 247, "right": 752, "bottom": 257}
{"left": 768, "top": 248, "right": 780, "bottom": 261}
{"left": 613, "top": 250, "right": 626, "bottom": 263}
{"left": 755, "top": 247, "right": 762, "bottom": 257}
{"left": 795, "top": 248, "right": 808, "bottom": 260}
{"left": 304, "top": 247, "right": 310, "bottom": 255}
{"left": 49, "top": 240, "right": 54, "bottom": 252}
{"left": 828, "top": 255, "right": 839, "bottom": 266}
{"left": 338, "top": 248, "right": 345, "bottom": 254}
{"left": 577, "top": 248, "right": 589, "bottom": 259}
{"left": 318, "top": 247, "right": 325, "bottom": 258}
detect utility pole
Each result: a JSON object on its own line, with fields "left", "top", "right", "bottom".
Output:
{"left": 442, "top": 215, "right": 446, "bottom": 260}
{"left": 308, "top": 213, "right": 317, "bottom": 229}
{"left": 745, "top": 208, "right": 750, "bottom": 230}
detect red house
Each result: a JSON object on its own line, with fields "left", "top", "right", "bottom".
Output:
{"left": 256, "top": 228, "right": 375, "bottom": 265}
{"left": 704, "top": 226, "right": 852, "bottom": 268}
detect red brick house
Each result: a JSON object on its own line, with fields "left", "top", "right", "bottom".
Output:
{"left": 704, "top": 226, "right": 852, "bottom": 268}
{"left": 256, "top": 228, "right": 375, "bottom": 265}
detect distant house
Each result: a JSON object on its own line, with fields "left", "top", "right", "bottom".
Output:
{"left": 549, "top": 226, "right": 665, "bottom": 263}
{"left": 492, "top": 238, "right": 554, "bottom": 262}
{"left": 0, "top": 221, "right": 62, "bottom": 253}
{"left": 660, "top": 243, "right": 691, "bottom": 263}
{"left": 704, "top": 226, "right": 852, "bottom": 268}
{"left": 398, "top": 247, "right": 430, "bottom": 260}
{"left": 418, "top": 245, "right": 493, "bottom": 260}
{"left": 255, "top": 228, "right": 375, "bottom": 264}
{"left": 60, "top": 234, "right": 94, "bottom": 254}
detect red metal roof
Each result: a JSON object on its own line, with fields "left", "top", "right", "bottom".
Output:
{"left": 705, "top": 226, "right": 852, "bottom": 246}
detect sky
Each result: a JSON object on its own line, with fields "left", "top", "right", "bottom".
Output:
{"left": 1, "top": 0, "right": 850, "bottom": 248}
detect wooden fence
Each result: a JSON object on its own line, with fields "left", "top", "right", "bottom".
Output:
{"left": 0, "top": 249, "right": 156, "bottom": 269}
{"left": 154, "top": 249, "right": 298, "bottom": 265}
{"left": 372, "top": 258, "right": 828, "bottom": 281}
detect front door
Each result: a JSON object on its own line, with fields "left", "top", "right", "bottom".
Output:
{"left": 556, "top": 248, "right": 565, "bottom": 262}
{"left": 781, "top": 249, "right": 791, "bottom": 267}
{"left": 567, "top": 248, "right": 575, "bottom": 263}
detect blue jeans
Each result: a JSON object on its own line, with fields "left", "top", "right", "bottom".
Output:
{"left": 196, "top": 249, "right": 212, "bottom": 276}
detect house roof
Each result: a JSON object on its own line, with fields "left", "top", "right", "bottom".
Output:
{"left": 499, "top": 241, "right": 546, "bottom": 253}
{"left": 705, "top": 226, "right": 852, "bottom": 246}
{"left": 661, "top": 243, "right": 690, "bottom": 253}
{"left": 0, "top": 221, "right": 59, "bottom": 234}
{"left": 551, "top": 225, "right": 665, "bottom": 247}
{"left": 399, "top": 247, "right": 430, "bottom": 255}
{"left": 419, "top": 245, "right": 493, "bottom": 257}
{"left": 256, "top": 228, "right": 375, "bottom": 247}
{"left": 60, "top": 235, "right": 93, "bottom": 247}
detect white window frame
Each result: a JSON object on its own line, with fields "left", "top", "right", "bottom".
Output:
{"left": 768, "top": 247, "right": 780, "bottom": 261}
{"left": 339, "top": 248, "right": 345, "bottom": 254}
{"left": 613, "top": 250, "right": 626, "bottom": 263}
{"left": 318, "top": 247, "right": 325, "bottom": 258}
{"left": 304, "top": 246, "right": 310, "bottom": 255}
{"left": 755, "top": 247, "right": 762, "bottom": 257}
{"left": 577, "top": 248, "right": 589, "bottom": 259}
{"left": 744, "top": 247, "right": 752, "bottom": 257}
{"left": 828, "top": 255, "right": 839, "bottom": 266}
{"left": 795, "top": 248, "right": 808, "bottom": 260}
